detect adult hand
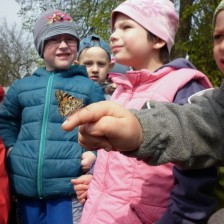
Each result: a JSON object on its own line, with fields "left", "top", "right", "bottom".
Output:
{"left": 62, "top": 101, "right": 142, "bottom": 152}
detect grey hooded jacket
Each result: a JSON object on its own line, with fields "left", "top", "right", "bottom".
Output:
{"left": 124, "top": 80, "right": 224, "bottom": 169}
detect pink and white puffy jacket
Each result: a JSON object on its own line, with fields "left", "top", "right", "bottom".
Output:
{"left": 80, "top": 61, "right": 212, "bottom": 224}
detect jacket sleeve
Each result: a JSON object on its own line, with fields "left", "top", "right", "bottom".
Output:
{"left": 157, "top": 80, "right": 217, "bottom": 223}
{"left": 122, "top": 84, "right": 224, "bottom": 169}
{"left": 0, "top": 80, "right": 21, "bottom": 149}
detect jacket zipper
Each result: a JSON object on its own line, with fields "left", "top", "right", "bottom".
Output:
{"left": 37, "top": 74, "right": 55, "bottom": 198}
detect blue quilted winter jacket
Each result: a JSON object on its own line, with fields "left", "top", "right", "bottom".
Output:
{"left": 0, "top": 65, "right": 105, "bottom": 199}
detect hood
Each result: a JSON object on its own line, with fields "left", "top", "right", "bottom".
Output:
{"left": 160, "top": 58, "right": 196, "bottom": 70}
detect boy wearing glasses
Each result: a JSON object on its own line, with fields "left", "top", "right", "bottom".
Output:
{"left": 0, "top": 9, "right": 105, "bottom": 224}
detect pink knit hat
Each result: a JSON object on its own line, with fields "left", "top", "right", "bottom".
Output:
{"left": 111, "top": 0, "right": 179, "bottom": 54}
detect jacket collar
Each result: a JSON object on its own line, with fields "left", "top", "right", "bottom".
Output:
{"left": 110, "top": 67, "right": 175, "bottom": 89}
{"left": 33, "top": 65, "right": 88, "bottom": 78}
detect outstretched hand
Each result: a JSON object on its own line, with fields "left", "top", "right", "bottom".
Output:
{"left": 62, "top": 101, "right": 142, "bottom": 152}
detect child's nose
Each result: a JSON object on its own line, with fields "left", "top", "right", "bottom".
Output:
{"left": 92, "top": 64, "right": 99, "bottom": 72}
{"left": 110, "top": 32, "right": 117, "bottom": 42}
{"left": 59, "top": 40, "right": 68, "bottom": 48}
{"left": 110, "top": 28, "right": 121, "bottom": 42}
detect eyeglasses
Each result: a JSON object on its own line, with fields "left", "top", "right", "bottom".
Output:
{"left": 46, "top": 37, "right": 77, "bottom": 47}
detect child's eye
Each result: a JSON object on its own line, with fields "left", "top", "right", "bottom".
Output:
{"left": 213, "top": 34, "right": 221, "bottom": 40}
{"left": 123, "top": 25, "right": 131, "bottom": 30}
{"left": 213, "top": 34, "right": 224, "bottom": 42}
{"left": 83, "top": 62, "right": 93, "bottom": 67}
{"left": 48, "top": 38, "right": 58, "bottom": 42}
{"left": 97, "top": 62, "right": 107, "bottom": 67}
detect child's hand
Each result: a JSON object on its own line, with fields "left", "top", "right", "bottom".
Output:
{"left": 81, "top": 151, "right": 96, "bottom": 172}
{"left": 62, "top": 101, "right": 142, "bottom": 152}
{"left": 71, "top": 174, "right": 93, "bottom": 204}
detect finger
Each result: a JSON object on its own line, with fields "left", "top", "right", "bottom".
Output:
{"left": 82, "top": 167, "right": 89, "bottom": 172}
{"left": 79, "top": 115, "right": 133, "bottom": 139}
{"left": 77, "top": 191, "right": 88, "bottom": 201}
{"left": 79, "top": 199, "right": 86, "bottom": 204}
{"left": 81, "top": 165, "right": 90, "bottom": 171}
{"left": 78, "top": 131, "right": 114, "bottom": 150}
{"left": 71, "top": 179, "right": 85, "bottom": 185}
{"left": 62, "top": 101, "right": 125, "bottom": 131}
{"left": 74, "top": 184, "right": 88, "bottom": 192}
{"left": 76, "top": 190, "right": 85, "bottom": 196}
{"left": 81, "top": 159, "right": 87, "bottom": 166}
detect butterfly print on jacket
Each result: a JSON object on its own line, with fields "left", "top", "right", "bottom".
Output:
{"left": 55, "top": 90, "right": 84, "bottom": 117}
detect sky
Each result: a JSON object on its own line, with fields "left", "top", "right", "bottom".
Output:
{"left": 0, "top": 0, "right": 22, "bottom": 26}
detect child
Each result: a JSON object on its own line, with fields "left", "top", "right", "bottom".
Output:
{"left": 71, "top": 35, "right": 113, "bottom": 201}
{"left": 77, "top": 34, "right": 114, "bottom": 86}
{"left": 0, "top": 9, "right": 105, "bottom": 224}
{"left": 63, "top": 2, "right": 224, "bottom": 222}
{"left": 0, "top": 87, "right": 10, "bottom": 224}
{"left": 70, "top": 0, "right": 218, "bottom": 223}
{"left": 73, "top": 35, "right": 130, "bottom": 202}
{"left": 0, "top": 138, "right": 10, "bottom": 224}
{"left": 62, "top": 0, "right": 224, "bottom": 169}
{"left": 77, "top": 34, "right": 116, "bottom": 100}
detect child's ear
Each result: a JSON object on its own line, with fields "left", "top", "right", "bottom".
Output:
{"left": 73, "top": 60, "right": 79, "bottom": 65}
{"left": 153, "top": 38, "right": 166, "bottom": 50}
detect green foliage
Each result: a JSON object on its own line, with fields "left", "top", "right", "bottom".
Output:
{"left": 16, "top": 0, "right": 123, "bottom": 41}
{"left": 172, "top": 0, "right": 222, "bottom": 86}
{"left": 12, "top": 0, "right": 224, "bottom": 87}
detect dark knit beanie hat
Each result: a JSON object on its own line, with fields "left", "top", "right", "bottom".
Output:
{"left": 33, "top": 9, "right": 79, "bottom": 57}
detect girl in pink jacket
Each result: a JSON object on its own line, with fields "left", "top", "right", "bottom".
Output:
{"left": 74, "top": 0, "right": 217, "bottom": 223}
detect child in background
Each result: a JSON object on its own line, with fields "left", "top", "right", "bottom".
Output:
{"left": 76, "top": 34, "right": 115, "bottom": 99}
{"left": 76, "top": 35, "right": 129, "bottom": 99}
{"left": 0, "top": 87, "right": 10, "bottom": 224}
{"left": 72, "top": 37, "right": 130, "bottom": 201}
{"left": 73, "top": 34, "right": 113, "bottom": 202}
{"left": 0, "top": 139, "right": 9, "bottom": 224}
{"left": 0, "top": 9, "right": 105, "bottom": 224}
{"left": 77, "top": 34, "right": 113, "bottom": 85}
{"left": 72, "top": 0, "right": 218, "bottom": 223}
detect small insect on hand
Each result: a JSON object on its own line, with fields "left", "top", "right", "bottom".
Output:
{"left": 55, "top": 90, "right": 84, "bottom": 117}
